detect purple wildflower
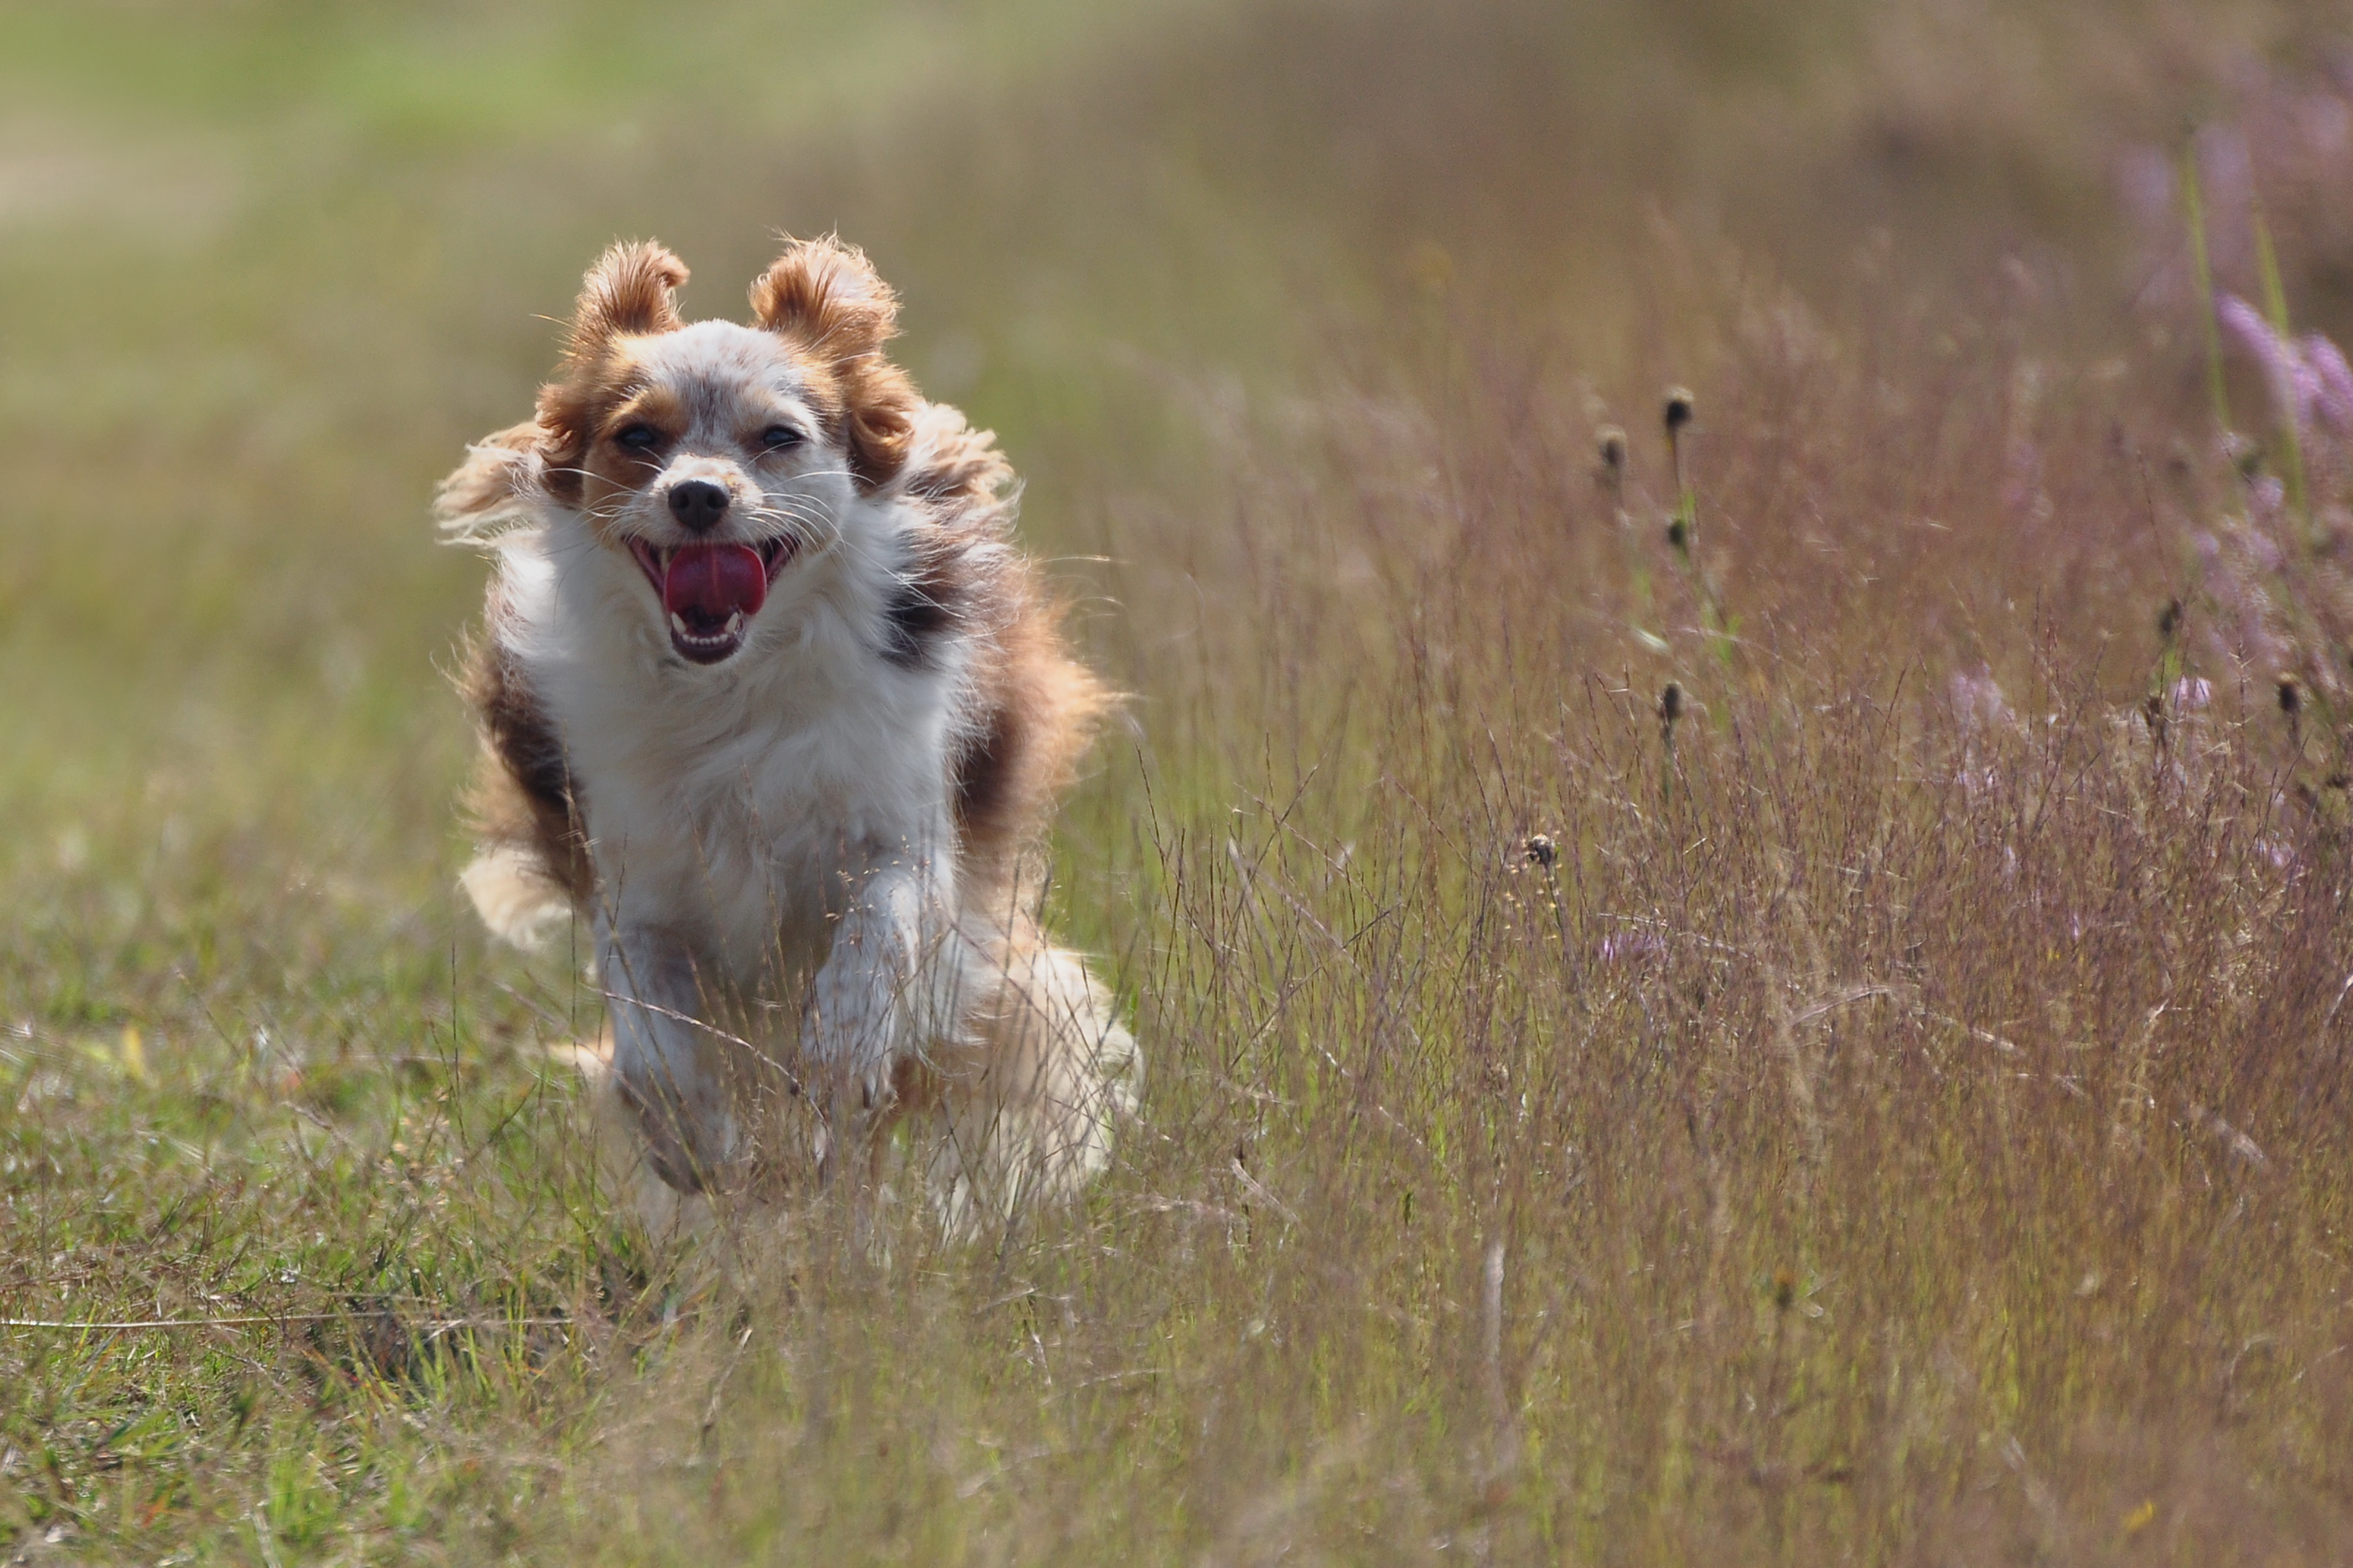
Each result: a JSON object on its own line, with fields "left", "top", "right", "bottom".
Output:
{"left": 2171, "top": 676, "right": 2214, "bottom": 711}
{"left": 2198, "top": 530, "right": 2289, "bottom": 673}
{"left": 2250, "top": 475, "right": 2287, "bottom": 522}
{"left": 2305, "top": 333, "right": 2353, "bottom": 434}
{"left": 2219, "top": 294, "right": 2309, "bottom": 434}
{"left": 2218, "top": 296, "right": 2348, "bottom": 443}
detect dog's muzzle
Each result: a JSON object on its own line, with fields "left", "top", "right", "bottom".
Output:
{"left": 630, "top": 538, "right": 794, "bottom": 664}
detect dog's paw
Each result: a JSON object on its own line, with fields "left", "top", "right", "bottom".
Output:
{"left": 804, "top": 954, "right": 906, "bottom": 1184}
{"left": 804, "top": 949, "right": 904, "bottom": 1077}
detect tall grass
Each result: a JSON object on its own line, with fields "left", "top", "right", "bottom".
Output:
{"left": 5, "top": 1, "right": 2353, "bottom": 1561}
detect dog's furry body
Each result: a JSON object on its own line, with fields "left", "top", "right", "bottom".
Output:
{"left": 439, "top": 237, "right": 1135, "bottom": 1221}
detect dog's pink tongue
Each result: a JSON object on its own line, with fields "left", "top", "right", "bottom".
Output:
{"left": 662, "top": 543, "right": 768, "bottom": 622}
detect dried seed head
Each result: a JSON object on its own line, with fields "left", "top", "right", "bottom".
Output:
{"left": 1663, "top": 387, "right": 1696, "bottom": 433}
{"left": 1597, "top": 425, "right": 1627, "bottom": 474}
{"left": 1772, "top": 1266, "right": 1797, "bottom": 1312}
{"left": 1660, "top": 682, "right": 1684, "bottom": 725}
{"left": 2157, "top": 598, "right": 2182, "bottom": 641}
{"left": 1665, "top": 516, "right": 1688, "bottom": 551}
{"left": 2277, "top": 674, "right": 2301, "bottom": 714}
{"left": 1524, "top": 834, "right": 1557, "bottom": 869}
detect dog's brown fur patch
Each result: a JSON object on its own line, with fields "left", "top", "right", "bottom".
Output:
{"left": 888, "top": 405, "right": 1114, "bottom": 899}
{"left": 750, "top": 236, "right": 919, "bottom": 492}
{"left": 953, "top": 600, "right": 1113, "bottom": 897}
{"left": 536, "top": 347, "right": 656, "bottom": 511}
{"left": 461, "top": 620, "right": 594, "bottom": 908}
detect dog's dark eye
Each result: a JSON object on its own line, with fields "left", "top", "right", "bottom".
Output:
{"left": 760, "top": 425, "right": 804, "bottom": 452}
{"left": 615, "top": 424, "right": 661, "bottom": 451}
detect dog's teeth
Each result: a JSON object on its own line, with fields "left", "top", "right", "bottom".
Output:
{"left": 725, "top": 611, "right": 744, "bottom": 635}
{"left": 671, "top": 613, "right": 690, "bottom": 636}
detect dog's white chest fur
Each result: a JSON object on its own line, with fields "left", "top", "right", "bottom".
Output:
{"left": 499, "top": 530, "right": 956, "bottom": 983}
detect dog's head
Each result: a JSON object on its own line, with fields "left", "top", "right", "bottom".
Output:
{"left": 452, "top": 236, "right": 920, "bottom": 666}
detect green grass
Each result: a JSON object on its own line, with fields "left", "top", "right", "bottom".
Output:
{"left": 6, "top": 1, "right": 2353, "bottom": 1561}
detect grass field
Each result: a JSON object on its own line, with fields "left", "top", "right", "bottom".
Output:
{"left": 7, "top": 1, "right": 2353, "bottom": 1561}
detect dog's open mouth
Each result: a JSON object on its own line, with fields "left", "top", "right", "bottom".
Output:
{"left": 628, "top": 539, "right": 794, "bottom": 664}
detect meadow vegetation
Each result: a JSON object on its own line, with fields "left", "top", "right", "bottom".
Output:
{"left": 5, "top": 1, "right": 2353, "bottom": 1561}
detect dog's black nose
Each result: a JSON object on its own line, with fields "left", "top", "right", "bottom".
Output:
{"left": 667, "top": 479, "right": 730, "bottom": 533}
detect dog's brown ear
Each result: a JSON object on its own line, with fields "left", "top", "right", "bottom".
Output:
{"left": 532, "top": 242, "right": 687, "bottom": 505}
{"left": 750, "top": 234, "right": 897, "bottom": 356}
{"left": 567, "top": 240, "right": 688, "bottom": 362}
{"left": 436, "top": 419, "right": 545, "bottom": 539}
{"left": 750, "top": 236, "right": 917, "bottom": 490}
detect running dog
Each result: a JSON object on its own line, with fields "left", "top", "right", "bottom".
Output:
{"left": 438, "top": 235, "right": 1136, "bottom": 1223}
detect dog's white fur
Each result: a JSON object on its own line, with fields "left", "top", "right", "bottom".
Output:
{"left": 441, "top": 239, "right": 1136, "bottom": 1225}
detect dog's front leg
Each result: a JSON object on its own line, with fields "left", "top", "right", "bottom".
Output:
{"left": 805, "top": 843, "right": 959, "bottom": 1174}
{"left": 600, "top": 920, "right": 741, "bottom": 1194}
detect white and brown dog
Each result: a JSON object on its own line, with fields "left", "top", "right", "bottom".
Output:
{"left": 438, "top": 235, "right": 1136, "bottom": 1224}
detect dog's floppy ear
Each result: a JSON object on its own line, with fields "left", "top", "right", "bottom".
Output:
{"left": 435, "top": 419, "right": 545, "bottom": 540}
{"left": 749, "top": 234, "right": 897, "bottom": 356}
{"left": 750, "top": 236, "right": 917, "bottom": 491}
{"left": 566, "top": 239, "right": 689, "bottom": 363}
{"left": 531, "top": 242, "right": 688, "bottom": 505}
